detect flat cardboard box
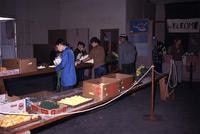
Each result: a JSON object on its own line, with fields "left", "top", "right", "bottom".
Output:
{"left": 31, "top": 102, "right": 67, "bottom": 115}
{"left": 0, "top": 98, "right": 26, "bottom": 113}
{"left": 102, "top": 73, "right": 134, "bottom": 91}
{"left": 2, "top": 58, "right": 37, "bottom": 74}
{"left": 83, "top": 77, "right": 121, "bottom": 101}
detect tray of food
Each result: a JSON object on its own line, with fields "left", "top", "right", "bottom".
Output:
{"left": 0, "top": 112, "right": 40, "bottom": 131}
{"left": 31, "top": 100, "right": 67, "bottom": 115}
{"left": 57, "top": 95, "right": 93, "bottom": 108}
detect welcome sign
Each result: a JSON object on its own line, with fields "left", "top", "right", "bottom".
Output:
{"left": 167, "top": 18, "right": 200, "bottom": 33}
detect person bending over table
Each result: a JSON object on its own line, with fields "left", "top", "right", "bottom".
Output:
{"left": 55, "top": 41, "right": 77, "bottom": 91}
{"left": 84, "top": 37, "right": 107, "bottom": 78}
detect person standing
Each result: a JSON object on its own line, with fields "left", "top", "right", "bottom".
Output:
{"left": 55, "top": 41, "right": 76, "bottom": 91}
{"left": 118, "top": 34, "right": 137, "bottom": 74}
{"left": 152, "top": 41, "right": 164, "bottom": 73}
{"left": 84, "top": 37, "right": 107, "bottom": 78}
{"left": 74, "top": 41, "right": 87, "bottom": 82}
{"left": 74, "top": 41, "right": 87, "bottom": 60}
{"left": 171, "top": 39, "right": 184, "bottom": 83}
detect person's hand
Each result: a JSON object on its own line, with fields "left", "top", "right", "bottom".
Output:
{"left": 77, "top": 60, "right": 81, "bottom": 64}
{"left": 83, "top": 57, "right": 90, "bottom": 63}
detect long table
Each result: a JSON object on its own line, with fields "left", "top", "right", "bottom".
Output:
{"left": 0, "top": 73, "right": 168, "bottom": 134}
{"left": 0, "top": 63, "right": 93, "bottom": 94}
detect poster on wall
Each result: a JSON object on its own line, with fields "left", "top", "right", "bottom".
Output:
{"left": 167, "top": 18, "right": 200, "bottom": 33}
{"left": 130, "top": 20, "right": 148, "bottom": 33}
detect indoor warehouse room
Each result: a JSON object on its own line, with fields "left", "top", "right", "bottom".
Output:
{"left": 0, "top": 0, "right": 200, "bottom": 134}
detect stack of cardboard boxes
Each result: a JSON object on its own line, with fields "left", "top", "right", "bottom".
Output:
{"left": 0, "top": 58, "right": 37, "bottom": 76}
{"left": 83, "top": 73, "right": 134, "bottom": 101}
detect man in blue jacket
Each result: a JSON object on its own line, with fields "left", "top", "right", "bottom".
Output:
{"left": 55, "top": 41, "right": 76, "bottom": 91}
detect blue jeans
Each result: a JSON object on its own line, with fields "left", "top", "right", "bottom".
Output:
{"left": 94, "top": 65, "right": 107, "bottom": 78}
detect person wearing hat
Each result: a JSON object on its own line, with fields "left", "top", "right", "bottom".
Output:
{"left": 55, "top": 41, "right": 76, "bottom": 91}
{"left": 118, "top": 34, "right": 137, "bottom": 74}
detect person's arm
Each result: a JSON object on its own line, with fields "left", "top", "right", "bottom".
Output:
{"left": 74, "top": 49, "right": 79, "bottom": 60}
{"left": 83, "top": 57, "right": 91, "bottom": 62}
{"left": 56, "top": 52, "right": 68, "bottom": 72}
{"left": 83, "top": 49, "right": 93, "bottom": 62}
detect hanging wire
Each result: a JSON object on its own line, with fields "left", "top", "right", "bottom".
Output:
{"left": 154, "top": 59, "right": 178, "bottom": 97}
{"left": 0, "top": 66, "right": 153, "bottom": 117}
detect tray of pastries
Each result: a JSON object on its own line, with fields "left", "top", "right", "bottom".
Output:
{"left": 0, "top": 112, "right": 40, "bottom": 130}
{"left": 57, "top": 95, "right": 93, "bottom": 108}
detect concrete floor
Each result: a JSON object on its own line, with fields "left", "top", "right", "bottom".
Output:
{"left": 5, "top": 75, "right": 200, "bottom": 134}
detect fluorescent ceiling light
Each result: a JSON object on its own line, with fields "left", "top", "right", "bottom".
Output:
{"left": 0, "top": 17, "right": 15, "bottom": 21}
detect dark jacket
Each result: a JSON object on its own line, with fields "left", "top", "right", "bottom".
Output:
{"left": 74, "top": 48, "right": 87, "bottom": 60}
{"left": 118, "top": 41, "right": 137, "bottom": 67}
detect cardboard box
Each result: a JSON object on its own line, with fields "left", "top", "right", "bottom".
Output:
{"left": 2, "top": 58, "right": 37, "bottom": 74}
{"left": 31, "top": 102, "right": 67, "bottom": 115}
{"left": 0, "top": 94, "right": 26, "bottom": 113}
{"left": 83, "top": 77, "right": 121, "bottom": 101}
{"left": 102, "top": 73, "right": 134, "bottom": 91}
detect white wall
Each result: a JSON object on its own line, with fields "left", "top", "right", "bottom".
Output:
{"left": 0, "top": 0, "right": 16, "bottom": 18}
{"left": 0, "top": 0, "right": 156, "bottom": 58}
{"left": 16, "top": 0, "right": 60, "bottom": 58}
{"left": 59, "top": 0, "right": 126, "bottom": 39}
{"left": 0, "top": 0, "right": 60, "bottom": 58}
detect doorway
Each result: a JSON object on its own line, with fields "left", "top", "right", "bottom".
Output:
{"left": 100, "top": 29, "right": 119, "bottom": 73}
{"left": 0, "top": 17, "right": 16, "bottom": 66}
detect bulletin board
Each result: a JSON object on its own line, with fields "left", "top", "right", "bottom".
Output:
{"left": 128, "top": 20, "right": 153, "bottom": 67}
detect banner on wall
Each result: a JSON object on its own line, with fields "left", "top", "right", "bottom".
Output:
{"left": 130, "top": 20, "right": 148, "bottom": 33}
{"left": 167, "top": 18, "right": 200, "bottom": 33}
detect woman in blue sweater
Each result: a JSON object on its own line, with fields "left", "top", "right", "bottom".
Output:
{"left": 55, "top": 41, "right": 76, "bottom": 91}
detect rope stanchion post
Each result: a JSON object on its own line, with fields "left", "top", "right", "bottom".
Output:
{"left": 150, "top": 65, "right": 156, "bottom": 120}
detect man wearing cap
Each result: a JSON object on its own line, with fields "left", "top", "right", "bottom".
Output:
{"left": 118, "top": 34, "right": 137, "bottom": 74}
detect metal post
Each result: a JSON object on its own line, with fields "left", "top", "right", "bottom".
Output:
{"left": 150, "top": 65, "right": 156, "bottom": 120}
